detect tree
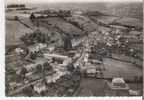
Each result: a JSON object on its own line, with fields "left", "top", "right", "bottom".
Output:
{"left": 30, "top": 52, "right": 37, "bottom": 60}
{"left": 20, "top": 67, "right": 27, "bottom": 79}
{"left": 63, "top": 36, "right": 72, "bottom": 51}
{"left": 23, "top": 86, "right": 33, "bottom": 96}
{"left": 30, "top": 13, "right": 35, "bottom": 20}
{"left": 43, "top": 62, "right": 52, "bottom": 71}
{"left": 21, "top": 67, "right": 27, "bottom": 75}
{"left": 36, "top": 64, "right": 43, "bottom": 72}
{"left": 67, "top": 64, "right": 75, "bottom": 72}
{"left": 5, "top": 83, "right": 9, "bottom": 95}
{"left": 20, "top": 33, "right": 34, "bottom": 45}
{"left": 14, "top": 16, "right": 19, "bottom": 20}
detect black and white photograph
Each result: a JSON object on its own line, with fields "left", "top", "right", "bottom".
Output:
{"left": 5, "top": 0, "right": 143, "bottom": 97}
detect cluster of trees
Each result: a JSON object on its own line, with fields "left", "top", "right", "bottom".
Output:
{"left": 7, "top": 4, "right": 25, "bottom": 8}
{"left": 29, "top": 52, "right": 37, "bottom": 60}
{"left": 84, "top": 11, "right": 104, "bottom": 16}
{"left": 36, "top": 62, "right": 53, "bottom": 73}
{"left": 30, "top": 13, "right": 36, "bottom": 20}
{"left": 57, "top": 10, "right": 72, "bottom": 17}
{"left": 17, "top": 62, "right": 53, "bottom": 81}
{"left": 67, "top": 64, "right": 75, "bottom": 72}
{"left": 34, "top": 9, "right": 72, "bottom": 17}
{"left": 20, "top": 29, "right": 49, "bottom": 45}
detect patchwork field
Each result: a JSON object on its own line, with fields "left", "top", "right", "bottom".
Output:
{"left": 40, "top": 17, "right": 83, "bottom": 37}
{"left": 6, "top": 20, "right": 33, "bottom": 45}
{"left": 103, "top": 58, "right": 142, "bottom": 80}
{"left": 65, "top": 16, "right": 98, "bottom": 32}
{"left": 115, "top": 17, "right": 143, "bottom": 29}
{"left": 91, "top": 15, "right": 119, "bottom": 24}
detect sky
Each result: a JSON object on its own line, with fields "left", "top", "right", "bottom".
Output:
{"left": 6, "top": 0, "right": 143, "bottom": 4}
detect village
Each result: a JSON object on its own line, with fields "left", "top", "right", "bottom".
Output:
{"left": 5, "top": 3, "right": 143, "bottom": 96}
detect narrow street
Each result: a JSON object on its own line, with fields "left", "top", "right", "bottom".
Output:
{"left": 73, "top": 30, "right": 107, "bottom": 96}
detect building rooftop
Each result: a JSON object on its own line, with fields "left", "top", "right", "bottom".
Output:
{"left": 44, "top": 53, "right": 69, "bottom": 60}
{"left": 107, "top": 77, "right": 130, "bottom": 90}
{"left": 112, "top": 77, "right": 125, "bottom": 84}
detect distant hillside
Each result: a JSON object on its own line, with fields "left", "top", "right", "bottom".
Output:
{"left": 84, "top": 11, "right": 105, "bottom": 16}
{"left": 28, "top": 2, "right": 143, "bottom": 20}
{"left": 7, "top": 4, "right": 25, "bottom": 8}
{"left": 103, "top": 2, "right": 143, "bottom": 20}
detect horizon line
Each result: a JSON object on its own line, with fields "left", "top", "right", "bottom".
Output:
{"left": 6, "top": 0, "right": 143, "bottom": 4}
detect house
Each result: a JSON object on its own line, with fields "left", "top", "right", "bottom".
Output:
{"left": 85, "top": 68, "right": 97, "bottom": 77}
{"left": 110, "top": 25, "right": 128, "bottom": 30}
{"left": 15, "top": 47, "right": 24, "bottom": 54}
{"left": 89, "top": 59, "right": 102, "bottom": 65}
{"left": 44, "top": 54, "right": 69, "bottom": 60}
{"left": 45, "top": 70, "right": 66, "bottom": 84}
{"left": 23, "top": 63, "right": 35, "bottom": 71}
{"left": 129, "top": 89, "right": 140, "bottom": 96}
{"left": 38, "top": 43, "right": 47, "bottom": 49}
{"left": 9, "top": 82, "right": 17, "bottom": 91}
{"left": 27, "top": 45, "right": 39, "bottom": 54}
{"left": 33, "top": 82, "right": 47, "bottom": 94}
{"left": 71, "top": 10, "right": 83, "bottom": 16}
{"left": 47, "top": 45, "right": 55, "bottom": 52}
{"left": 104, "top": 77, "right": 129, "bottom": 96}
{"left": 84, "top": 54, "right": 89, "bottom": 63}
{"left": 23, "top": 58, "right": 49, "bottom": 72}
{"left": 28, "top": 43, "right": 47, "bottom": 53}
{"left": 44, "top": 53, "right": 71, "bottom": 66}
{"left": 84, "top": 62, "right": 104, "bottom": 78}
